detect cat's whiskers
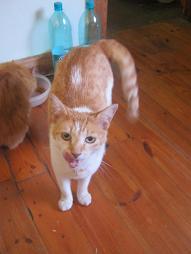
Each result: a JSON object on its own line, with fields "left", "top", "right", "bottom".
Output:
{"left": 102, "top": 160, "right": 113, "bottom": 169}
{"left": 99, "top": 162, "right": 111, "bottom": 178}
{"left": 98, "top": 166, "right": 107, "bottom": 177}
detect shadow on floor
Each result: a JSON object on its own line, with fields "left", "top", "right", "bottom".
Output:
{"left": 107, "top": 0, "right": 184, "bottom": 34}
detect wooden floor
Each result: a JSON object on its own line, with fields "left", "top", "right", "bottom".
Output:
{"left": 1, "top": 21, "right": 191, "bottom": 254}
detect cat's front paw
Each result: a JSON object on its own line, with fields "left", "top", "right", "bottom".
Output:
{"left": 77, "top": 192, "right": 92, "bottom": 206}
{"left": 58, "top": 198, "right": 73, "bottom": 211}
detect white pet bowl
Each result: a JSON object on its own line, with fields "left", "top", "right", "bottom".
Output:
{"left": 30, "top": 74, "right": 51, "bottom": 107}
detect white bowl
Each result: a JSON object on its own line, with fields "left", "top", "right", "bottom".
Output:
{"left": 30, "top": 73, "right": 51, "bottom": 107}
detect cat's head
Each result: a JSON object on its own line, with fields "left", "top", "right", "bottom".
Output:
{"left": 49, "top": 95, "right": 118, "bottom": 168}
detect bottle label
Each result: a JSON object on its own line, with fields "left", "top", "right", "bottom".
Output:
{"left": 53, "top": 54, "right": 64, "bottom": 65}
{"left": 52, "top": 49, "right": 70, "bottom": 68}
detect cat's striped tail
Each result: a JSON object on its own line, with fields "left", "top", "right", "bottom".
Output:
{"left": 97, "top": 39, "right": 139, "bottom": 120}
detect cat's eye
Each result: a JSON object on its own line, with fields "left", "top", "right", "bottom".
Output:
{"left": 61, "top": 132, "right": 71, "bottom": 141}
{"left": 85, "top": 136, "right": 96, "bottom": 144}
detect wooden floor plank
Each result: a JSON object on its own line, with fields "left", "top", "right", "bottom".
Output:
{"left": 104, "top": 142, "right": 191, "bottom": 254}
{"left": 113, "top": 85, "right": 191, "bottom": 162}
{"left": 18, "top": 173, "right": 95, "bottom": 254}
{"left": 165, "top": 74, "right": 191, "bottom": 107}
{"left": 0, "top": 150, "right": 11, "bottom": 182}
{"left": 114, "top": 22, "right": 191, "bottom": 128}
{"left": 95, "top": 163, "right": 176, "bottom": 254}
{"left": 139, "top": 71, "right": 191, "bottom": 128}
{"left": 112, "top": 105, "right": 191, "bottom": 197}
{"left": 1, "top": 21, "right": 191, "bottom": 254}
{"left": 139, "top": 90, "right": 191, "bottom": 159}
{"left": 72, "top": 177, "right": 145, "bottom": 254}
{"left": 6, "top": 137, "right": 46, "bottom": 182}
{"left": 0, "top": 181, "right": 48, "bottom": 254}
{"left": 19, "top": 171, "right": 147, "bottom": 254}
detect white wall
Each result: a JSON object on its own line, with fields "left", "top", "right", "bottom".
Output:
{"left": 0, "top": 0, "right": 85, "bottom": 63}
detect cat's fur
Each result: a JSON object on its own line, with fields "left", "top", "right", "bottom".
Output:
{"left": 48, "top": 39, "right": 139, "bottom": 211}
{"left": 0, "top": 62, "right": 36, "bottom": 149}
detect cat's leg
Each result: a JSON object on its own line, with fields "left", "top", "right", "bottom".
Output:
{"left": 77, "top": 175, "right": 92, "bottom": 206}
{"left": 50, "top": 136, "right": 73, "bottom": 211}
{"left": 57, "top": 178, "right": 73, "bottom": 211}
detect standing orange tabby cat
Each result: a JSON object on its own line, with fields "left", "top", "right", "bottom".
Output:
{"left": 49, "top": 39, "right": 139, "bottom": 211}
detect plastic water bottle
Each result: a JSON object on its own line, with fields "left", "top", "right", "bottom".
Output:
{"left": 49, "top": 2, "right": 73, "bottom": 68}
{"left": 78, "top": 0, "right": 101, "bottom": 46}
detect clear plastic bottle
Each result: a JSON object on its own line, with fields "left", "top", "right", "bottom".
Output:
{"left": 49, "top": 2, "right": 73, "bottom": 68}
{"left": 78, "top": 0, "right": 101, "bottom": 46}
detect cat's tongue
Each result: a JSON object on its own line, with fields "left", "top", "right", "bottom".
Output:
{"left": 69, "top": 161, "right": 79, "bottom": 168}
{"left": 64, "top": 152, "right": 78, "bottom": 168}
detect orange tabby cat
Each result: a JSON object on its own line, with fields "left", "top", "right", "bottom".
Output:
{"left": 0, "top": 62, "right": 36, "bottom": 149}
{"left": 49, "top": 39, "right": 139, "bottom": 211}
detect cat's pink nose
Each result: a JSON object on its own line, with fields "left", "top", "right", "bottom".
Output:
{"left": 71, "top": 153, "right": 81, "bottom": 159}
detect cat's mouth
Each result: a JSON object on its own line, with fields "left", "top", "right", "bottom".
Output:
{"left": 69, "top": 160, "right": 79, "bottom": 168}
{"left": 64, "top": 152, "right": 81, "bottom": 168}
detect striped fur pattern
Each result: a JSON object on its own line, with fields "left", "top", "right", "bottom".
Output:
{"left": 98, "top": 39, "right": 139, "bottom": 119}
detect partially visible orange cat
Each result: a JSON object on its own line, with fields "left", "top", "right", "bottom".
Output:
{"left": 49, "top": 39, "right": 139, "bottom": 211}
{"left": 0, "top": 62, "right": 36, "bottom": 149}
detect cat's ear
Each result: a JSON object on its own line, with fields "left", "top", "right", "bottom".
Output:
{"left": 95, "top": 104, "right": 118, "bottom": 130}
{"left": 49, "top": 94, "right": 71, "bottom": 119}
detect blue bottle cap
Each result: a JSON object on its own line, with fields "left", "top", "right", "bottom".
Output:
{"left": 54, "top": 2, "right": 63, "bottom": 11}
{"left": 86, "top": 0, "right": 94, "bottom": 9}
